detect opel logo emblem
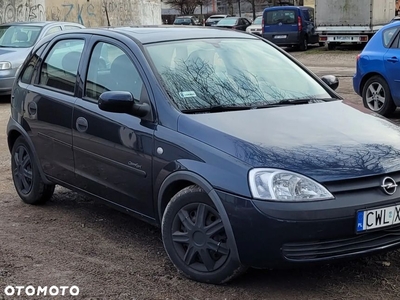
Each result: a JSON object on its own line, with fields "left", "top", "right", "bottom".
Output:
{"left": 381, "top": 177, "right": 398, "bottom": 195}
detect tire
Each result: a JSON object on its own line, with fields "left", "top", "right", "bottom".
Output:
{"left": 299, "top": 37, "right": 308, "bottom": 51}
{"left": 161, "top": 185, "right": 246, "bottom": 284}
{"left": 362, "top": 75, "right": 396, "bottom": 117}
{"left": 11, "top": 136, "right": 55, "bottom": 205}
{"left": 319, "top": 42, "right": 325, "bottom": 47}
{"left": 327, "top": 43, "right": 336, "bottom": 50}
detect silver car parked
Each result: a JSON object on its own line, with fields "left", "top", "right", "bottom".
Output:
{"left": 0, "top": 21, "right": 85, "bottom": 96}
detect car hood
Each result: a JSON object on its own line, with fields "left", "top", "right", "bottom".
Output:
{"left": 178, "top": 101, "right": 400, "bottom": 182}
{"left": 247, "top": 24, "right": 262, "bottom": 30}
{"left": 0, "top": 47, "right": 31, "bottom": 66}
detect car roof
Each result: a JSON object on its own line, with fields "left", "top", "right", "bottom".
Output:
{"left": 68, "top": 26, "right": 258, "bottom": 44}
{"left": 0, "top": 21, "right": 83, "bottom": 27}
{"left": 209, "top": 15, "right": 228, "bottom": 17}
{"left": 176, "top": 16, "right": 195, "bottom": 18}
{"left": 264, "top": 6, "right": 300, "bottom": 11}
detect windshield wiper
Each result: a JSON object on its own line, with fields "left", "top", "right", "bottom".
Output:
{"left": 181, "top": 105, "right": 253, "bottom": 114}
{"left": 254, "top": 98, "right": 337, "bottom": 108}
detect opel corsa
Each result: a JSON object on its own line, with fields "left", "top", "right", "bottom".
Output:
{"left": 7, "top": 27, "right": 400, "bottom": 284}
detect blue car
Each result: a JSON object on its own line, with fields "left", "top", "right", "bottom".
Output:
{"left": 261, "top": 6, "right": 320, "bottom": 51}
{"left": 353, "top": 21, "right": 400, "bottom": 116}
{"left": 7, "top": 26, "right": 400, "bottom": 284}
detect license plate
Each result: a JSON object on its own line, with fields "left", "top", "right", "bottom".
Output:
{"left": 274, "top": 35, "right": 287, "bottom": 39}
{"left": 356, "top": 204, "right": 400, "bottom": 232}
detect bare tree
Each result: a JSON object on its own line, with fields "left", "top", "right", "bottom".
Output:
{"left": 164, "top": 0, "right": 200, "bottom": 14}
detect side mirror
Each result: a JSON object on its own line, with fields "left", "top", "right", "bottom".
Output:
{"left": 98, "top": 91, "right": 150, "bottom": 118}
{"left": 321, "top": 75, "right": 339, "bottom": 91}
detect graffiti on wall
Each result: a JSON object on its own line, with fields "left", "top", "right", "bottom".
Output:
{"left": 0, "top": 0, "right": 45, "bottom": 23}
{"left": 48, "top": 0, "right": 137, "bottom": 27}
{"left": 49, "top": 3, "right": 96, "bottom": 26}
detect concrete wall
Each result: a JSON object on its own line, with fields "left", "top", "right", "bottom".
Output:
{"left": 0, "top": 0, "right": 46, "bottom": 23}
{"left": 46, "top": 0, "right": 161, "bottom": 27}
{"left": 0, "top": 0, "right": 161, "bottom": 27}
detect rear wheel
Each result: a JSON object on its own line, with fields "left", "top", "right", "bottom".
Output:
{"left": 11, "top": 136, "right": 55, "bottom": 205}
{"left": 299, "top": 37, "right": 308, "bottom": 51}
{"left": 362, "top": 75, "right": 396, "bottom": 117}
{"left": 319, "top": 42, "right": 325, "bottom": 47}
{"left": 327, "top": 43, "right": 337, "bottom": 50}
{"left": 162, "top": 185, "right": 246, "bottom": 284}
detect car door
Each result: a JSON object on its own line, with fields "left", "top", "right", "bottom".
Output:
{"left": 72, "top": 37, "right": 155, "bottom": 217}
{"left": 301, "top": 8, "right": 316, "bottom": 43}
{"left": 384, "top": 27, "right": 400, "bottom": 100}
{"left": 24, "top": 35, "right": 88, "bottom": 184}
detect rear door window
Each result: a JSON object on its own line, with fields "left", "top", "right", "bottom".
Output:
{"left": 265, "top": 9, "right": 297, "bottom": 25}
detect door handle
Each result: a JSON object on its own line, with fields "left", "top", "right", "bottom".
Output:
{"left": 387, "top": 56, "right": 399, "bottom": 63}
{"left": 76, "top": 117, "right": 88, "bottom": 133}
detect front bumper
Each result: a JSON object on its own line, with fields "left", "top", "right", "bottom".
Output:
{"left": 217, "top": 173, "right": 400, "bottom": 268}
{"left": 262, "top": 32, "right": 301, "bottom": 46}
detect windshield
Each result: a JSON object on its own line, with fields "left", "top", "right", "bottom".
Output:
{"left": 0, "top": 25, "right": 42, "bottom": 48}
{"left": 253, "top": 17, "right": 262, "bottom": 25}
{"left": 217, "top": 18, "right": 237, "bottom": 26}
{"left": 145, "top": 39, "right": 331, "bottom": 111}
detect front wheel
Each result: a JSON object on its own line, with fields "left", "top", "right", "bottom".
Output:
{"left": 362, "top": 76, "right": 396, "bottom": 117}
{"left": 161, "top": 185, "right": 246, "bottom": 284}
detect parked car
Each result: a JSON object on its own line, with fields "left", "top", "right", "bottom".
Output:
{"left": 173, "top": 16, "right": 201, "bottom": 26}
{"left": 205, "top": 14, "right": 230, "bottom": 26}
{"left": 391, "top": 15, "right": 400, "bottom": 23}
{"left": 353, "top": 21, "right": 400, "bottom": 116}
{"left": 8, "top": 26, "right": 400, "bottom": 285}
{"left": 215, "top": 17, "right": 251, "bottom": 31}
{"left": 262, "top": 6, "right": 319, "bottom": 51}
{"left": 246, "top": 16, "right": 263, "bottom": 36}
{"left": 0, "top": 21, "right": 84, "bottom": 96}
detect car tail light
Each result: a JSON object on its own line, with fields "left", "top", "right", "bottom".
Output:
{"left": 262, "top": 17, "right": 264, "bottom": 34}
{"left": 320, "top": 36, "right": 327, "bottom": 41}
{"left": 360, "top": 36, "right": 368, "bottom": 42}
{"left": 357, "top": 54, "right": 361, "bottom": 61}
{"left": 298, "top": 16, "right": 302, "bottom": 31}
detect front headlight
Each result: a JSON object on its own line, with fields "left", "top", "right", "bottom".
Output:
{"left": 0, "top": 61, "right": 12, "bottom": 70}
{"left": 248, "top": 168, "right": 334, "bottom": 201}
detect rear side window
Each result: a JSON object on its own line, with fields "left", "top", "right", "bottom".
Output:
{"left": 302, "top": 10, "right": 310, "bottom": 21}
{"left": 40, "top": 39, "right": 85, "bottom": 93}
{"left": 383, "top": 27, "right": 399, "bottom": 47}
{"left": 265, "top": 9, "right": 297, "bottom": 25}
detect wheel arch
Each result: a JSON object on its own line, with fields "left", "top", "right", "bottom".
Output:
{"left": 7, "top": 121, "right": 53, "bottom": 185}
{"left": 157, "top": 170, "right": 241, "bottom": 264}
{"left": 359, "top": 72, "right": 386, "bottom": 96}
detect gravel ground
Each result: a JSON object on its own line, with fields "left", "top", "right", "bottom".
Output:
{"left": 1, "top": 47, "right": 400, "bottom": 300}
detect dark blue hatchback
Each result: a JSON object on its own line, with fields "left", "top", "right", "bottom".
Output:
{"left": 7, "top": 26, "right": 400, "bottom": 284}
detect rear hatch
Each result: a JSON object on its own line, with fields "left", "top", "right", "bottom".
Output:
{"left": 263, "top": 8, "right": 299, "bottom": 38}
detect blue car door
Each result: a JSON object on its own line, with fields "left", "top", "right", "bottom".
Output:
{"left": 383, "top": 28, "right": 400, "bottom": 100}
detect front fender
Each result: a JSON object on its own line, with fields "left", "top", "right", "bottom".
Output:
{"left": 157, "top": 170, "right": 241, "bottom": 264}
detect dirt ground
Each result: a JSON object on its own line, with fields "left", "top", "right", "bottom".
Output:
{"left": 2, "top": 47, "right": 400, "bottom": 300}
